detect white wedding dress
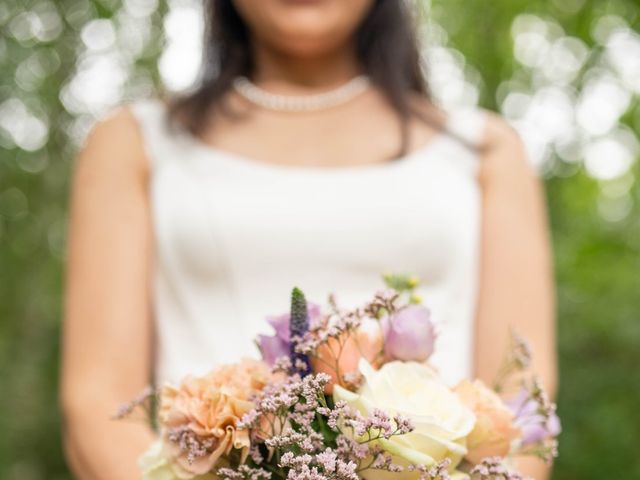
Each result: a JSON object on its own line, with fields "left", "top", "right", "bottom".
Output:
{"left": 128, "top": 98, "right": 487, "bottom": 387}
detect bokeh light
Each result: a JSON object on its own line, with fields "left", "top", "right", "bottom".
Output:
{"left": 159, "top": 0, "right": 203, "bottom": 92}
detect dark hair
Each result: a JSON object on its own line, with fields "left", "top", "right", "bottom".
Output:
{"left": 167, "top": 0, "right": 450, "bottom": 158}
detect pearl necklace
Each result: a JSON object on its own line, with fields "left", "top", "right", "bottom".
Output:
{"left": 232, "top": 75, "right": 370, "bottom": 112}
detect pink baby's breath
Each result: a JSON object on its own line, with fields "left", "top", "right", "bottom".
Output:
{"left": 470, "top": 457, "right": 525, "bottom": 480}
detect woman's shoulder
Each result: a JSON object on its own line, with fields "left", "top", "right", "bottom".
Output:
{"left": 92, "top": 96, "right": 170, "bottom": 136}
{"left": 438, "top": 103, "right": 521, "bottom": 152}
{"left": 87, "top": 97, "right": 164, "bottom": 146}
{"left": 408, "top": 95, "right": 534, "bottom": 181}
{"left": 75, "top": 98, "right": 162, "bottom": 181}
{"left": 471, "top": 109, "right": 537, "bottom": 186}
{"left": 408, "top": 93, "right": 521, "bottom": 141}
{"left": 82, "top": 96, "right": 178, "bottom": 172}
{"left": 122, "top": 96, "right": 171, "bottom": 122}
{"left": 432, "top": 100, "right": 530, "bottom": 164}
{"left": 408, "top": 94, "right": 494, "bottom": 149}
{"left": 477, "top": 108, "right": 525, "bottom": 153}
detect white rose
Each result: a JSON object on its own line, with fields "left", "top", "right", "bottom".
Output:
{"left": 333, "top": 360, "right": 475, "bottom": 476}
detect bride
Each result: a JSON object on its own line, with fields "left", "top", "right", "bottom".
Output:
{"left": 60, "top": 0, "right": 556, "bottom": 478}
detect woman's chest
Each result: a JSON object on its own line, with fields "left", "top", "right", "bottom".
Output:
{"left": 150, "top": 151, "right": 480, "bottom": 286}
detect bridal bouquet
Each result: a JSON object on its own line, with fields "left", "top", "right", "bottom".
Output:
{"left": 118, "top": 276, "right": 560, "bottom": 480}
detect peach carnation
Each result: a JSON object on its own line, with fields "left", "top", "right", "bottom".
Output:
{"left": 159, "top": 358, "right": 275, "bottom": 478}
{"left": 454, "top": 379, "right": 522, "bottom": 464}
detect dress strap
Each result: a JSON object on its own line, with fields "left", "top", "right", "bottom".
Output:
{"left": 446, "top": 107, "right": 488, "bottom": 150}
{"left": 127, "top": 98, "right": 174, "bottom": 168}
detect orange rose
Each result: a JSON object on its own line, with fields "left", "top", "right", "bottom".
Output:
{"left": 159, "top": 358, "right": 275, "bottom": 478}
{"left": 454, "top": 379, "right": 521, "bottom": 464}
{"left": 312, "top": 318, "right": 384, "bottom": 393}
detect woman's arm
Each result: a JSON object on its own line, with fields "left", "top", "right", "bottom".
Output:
{"left": 60, "top": 106, "right": 156, "bottom": 479}
{"left": 474, "top": 112, "right": 558, "bottom": 479}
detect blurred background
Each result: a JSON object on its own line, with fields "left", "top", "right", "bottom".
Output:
{"left": 0, "top": 0, "right": 639, "bottom": 478}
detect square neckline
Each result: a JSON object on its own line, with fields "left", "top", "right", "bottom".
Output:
{"left": 169, "top": 102, "right": 459, "bottom": 175}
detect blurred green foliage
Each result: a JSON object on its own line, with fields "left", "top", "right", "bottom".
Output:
{"left": 0, "top": 0, "right": 639, "bottom": 479}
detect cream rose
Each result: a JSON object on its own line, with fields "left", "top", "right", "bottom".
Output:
{"left": 333, "top": 360, "right": 476, "bottom": 475}
{"left": 139, "top": 440, "right": 217, "bottom": 480}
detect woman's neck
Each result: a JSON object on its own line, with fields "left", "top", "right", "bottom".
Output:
{"left": 250, "top": 40, "right": 364, "bottom": 93}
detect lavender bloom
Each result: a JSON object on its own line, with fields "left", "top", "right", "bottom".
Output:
{"left": 290, "top": 288, "right": 312, "bottom": 375}
{"left": 257, "top": 299, "right": 321, "bottom": 365}
{"left": 508, "top": 388, "right": 561, "bottom": 446}
{"left": 381, "top": 304, "right": 436, "bottom": 362}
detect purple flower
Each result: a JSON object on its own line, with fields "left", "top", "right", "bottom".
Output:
{"left": 507, "top": 389, "right": 561, "bottom": 445}
{"left": 381, "top": 304, "right": 436, "bottom": 362}
{"left": 257, "top": 303, "right": 321, "bottom": 365}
